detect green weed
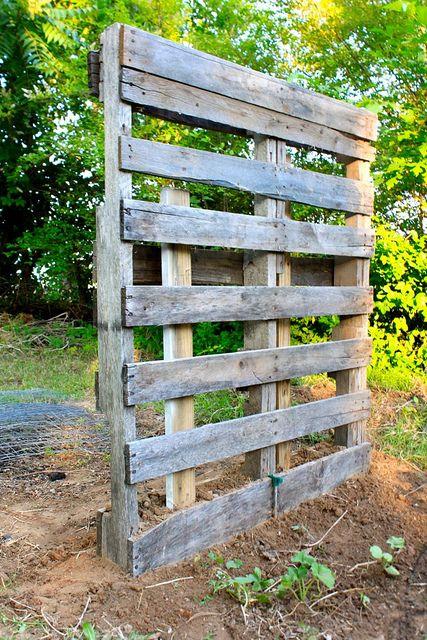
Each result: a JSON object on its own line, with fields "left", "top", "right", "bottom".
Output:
{"left": 369, "top": 536, "right": 405, "bottom": 577}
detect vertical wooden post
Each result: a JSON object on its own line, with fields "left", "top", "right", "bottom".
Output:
{"left": 244, "top": 137, "right": 289, "bottom": 479}
{"left": 161, "top": 187, "right": 196, "bottom": 509}
{"left": 333, "top": 160, "right": 371, "bottom": 446}
{"left": 276, "top": 159, "right": 292, "bottom": 470}
{"left": 96, "top": 23, "right": 138, "bottom": 568}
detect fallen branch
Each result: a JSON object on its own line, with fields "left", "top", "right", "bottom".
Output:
{"left": 72, "top": 595, "right": 91, "bottom": 634}
{"left": 143, "top": 576, "right": 194, "bottom": 589}
{"left": 304, "top": 510, "right": 348, "bottom": 549}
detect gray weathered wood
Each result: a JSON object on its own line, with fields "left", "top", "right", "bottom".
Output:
{"left": 119, "top": 137, "right": 374, "bottom": 215}
{"left": 123, "top": 285, "right": 373, "bottom": 326}
{"left": 125, "top": 391, "right": 370, "bottom": 483}
{"left": 124, "top": 337, "right": 372, "bottom": 404}
{"left": 132, "top": 246, "right": 334, "bottom": 287}
{"left": 122, "top": 200, "right": 374, "bottom": 258}
{"left": 333, "top": 160, "right": 372, "bottom": 446}
{"left": 121, "top": 25, "right": 377, "bottom": 141}
{"left": 129, "top": 443, "right": 371, "bottom": 574}
{"left": 96, "top": 24, "right": 138, "bottom": 569}
{"left": 120, "top": 69, "right": 375, "bottom": 162}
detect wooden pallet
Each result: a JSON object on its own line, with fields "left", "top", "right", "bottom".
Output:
{"left": 92, "top": 23, "right": 377, "bottom": 574}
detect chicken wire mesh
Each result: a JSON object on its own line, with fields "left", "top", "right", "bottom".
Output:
{"left": 0, "top": 389, "right": 108, "bottom": 464}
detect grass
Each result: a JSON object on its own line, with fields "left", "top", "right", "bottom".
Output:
{"left": 0, "top": 314, "right": 97, "bottom": 400}
{"left": 374, "top": 399, "right": 427, "bottom": 470}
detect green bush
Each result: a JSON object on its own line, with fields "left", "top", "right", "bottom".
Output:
{"left": 370, "top": 224, "right": 426, "bottom": 374}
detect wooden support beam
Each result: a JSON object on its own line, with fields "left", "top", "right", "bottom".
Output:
{"left": 122, "top": 199, "right": 374, "bottom": 257}
{"left": 129, "top": 443, "right": 371, "bottom": 575}
{"left": 161, "top": 187, "right": 195, "bottom": 510}
{"left": 125, "top": 391, "right": 371, "bottom": 483}
{"left": 333, "top": 160, "right": 372, "bottom": 446}
{"left": 96, "top": 24, "right": 138, "bottom": 569}
{"left": 276, "top": 146, "right": 292, "bottom": 471}
{"left": 124, "top": 337, "right": 372, "bottom": 404}
{"left": 132, "top": 246, "right": 335, "bottom": 287}
{"left": 121, "top": 25, "right": 378, "bottom": 141}
{"left": 119, "top": 137, "right": 374, "bottom": 215}
{"left": 120, "top": 69, "right": 375, "bottom": 161}
{"left": 243, "top": 136, "right": 280, "bottom": 478}
{"left": 123, "top": 285, "right": 373, "bottom": 326}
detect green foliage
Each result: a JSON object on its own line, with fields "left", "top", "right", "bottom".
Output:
{"left": 369, "top": 536, "right": 405, "bottom": 576}
{"left": 370, "top": 224, "right": 426, "bottom": 373}
{"left": 374, "top": 399, "right": 427, "bottom": 469}
{"left": 209, "top": 552, "right": 336, "bottom": 609}
{"left": 277, "top": 551, "right": 336, "bottom": 601}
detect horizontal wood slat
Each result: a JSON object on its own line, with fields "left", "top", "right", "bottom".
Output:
{"left": 125, "top": 391, "right": 370, "bottom": 483}
{"left": 120, "top": 137, "right": 374, "bottom": 215}
{"left": 120, "top": 69, "right": 375, "bottom": 162}
{"left": 122, "top": 199, "right": 374, "bottom": 257}
{"left": 121, "top": 26, "right": 377, "bottom": 141}
{"left": 124, "top": 338, "right": 372, "bottom": 404}
{"left": 133, "top": 246, "right": 334, "bottom": 287}
{"left": 123, "top": 285, "right": 373, "bottom": 326}
{"left": 129, "top": 443, "right": 371, "bottom": 574}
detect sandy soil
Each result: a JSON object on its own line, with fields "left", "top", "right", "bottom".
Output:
{"left": 0, "top": 392, "right": 425, "bottom": 640}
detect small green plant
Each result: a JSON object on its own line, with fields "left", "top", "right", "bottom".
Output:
{"left": 210, "top": 565, "right": 275, "bottom": 607}
{"left": 277, "top": 551, "right": 336, "bottom": 602}
{"left": 369, "top": 536, "right": 405, "bottom": 576}
{"left": 360, "top": 592, "right": 371, "bottom": 609}
{"left": 209, "top": 552, "right": 336, "bottom": 610}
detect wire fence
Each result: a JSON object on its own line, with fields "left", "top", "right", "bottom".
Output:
{"left": 0, "top": 389, "right": 108, "bottom": 464}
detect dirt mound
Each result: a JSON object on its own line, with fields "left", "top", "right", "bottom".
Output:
{"left": 0, "top": 440, "right": 425, "bottom": 640}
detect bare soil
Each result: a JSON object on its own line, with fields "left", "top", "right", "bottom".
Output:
{"left": 0, "top": 389, "right": 425, "bottom": 640}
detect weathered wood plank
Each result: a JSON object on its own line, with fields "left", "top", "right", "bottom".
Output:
{"left": 125, "top": 391, "right": 370, "bottom": 483}
{"left": 119, "top": 137, "right": 374, "bottom": 216}
{"left": 122, "top": 285, "right": 373, "bottom": 326}
{"left": 160, "top": 188, "right": 195, "bottom": 510}
{"left": 333, "top": 160, "right": 372, "bottom": 446}
{"left": 132, "top": 246, "right": 334, "bottom": 287}
{"left": 129, "top": 443, "right": 371, "bottom": 574}
{"left": 122, "top": 200, "right": 374, "bottom": 258}
{"left": 124, "top": 338, "right": 372, "bottom": 404}
{"left": 120, "top": 69, "right": 375, "bottom": 162}
{"left": 96, "top": 24, "right": 138, "bottom": 569}
{"left": 121, "top": 25, "right": 377, "bottom": 141}
{"left": 243, "top": 136, "right": 283, "bottom": 479}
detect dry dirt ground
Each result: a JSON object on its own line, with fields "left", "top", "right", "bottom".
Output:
{"left": 0, "top": 389, "right": 425, "bottom": 640}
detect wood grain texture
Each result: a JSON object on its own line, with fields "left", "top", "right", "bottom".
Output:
{"left": 243, "top": 136, "right": 282, "bottom": 479}
{"left": 129, "top": 443, "right": 371, "bottom": 574}
{"left": 120, "top": 25, "right": 377, "bottom": 141}
{"left": 96, "top": 24, "right": 138, "bottom": 569}
{"left": 160, "top": 188, "right": 195, "bottom": 510}
{"left": 123, "top": 285, "right": 373, "bottom": 326}
{"left": 125, "top": 391, "right": 371, "bottom": 483}
{"left": 120, "top": 69, "right": 375, "bottom": 161}
{"left": 122, "top": 199, "right": 374, "bottom": 258}
{"left": 132, "top": 246, "right": 334, "bottom": 287}
{"left": 333, "top": 160, "right": 372, "bottom": 446}
{"left": 119, "top": 137, "right": 374, "bottom": 215}
{"left": 124, "top": 338, "right": 372, "bottom": 404}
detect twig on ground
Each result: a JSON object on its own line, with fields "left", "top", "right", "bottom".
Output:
{"left": 40, "top": 608, "right": 65, "bottom": 636}
{"left": 348, "top": 559, "right": 377, "bottom": 573}
{"left": 311, "top": 587, "right": 366, "bottom": 608}
{"left": 404, "top": 482, "right": 426, "bottom": 497}
{"left": 72, "top": 595, "right": 91, "bottom": 634}
{"left": 240, "top": 603, "right": 247, "bottom": 626}
{"left": 303, "top": 510, "right": 348, "bottom": 549}
{"left": 187, "top": 612, "right": 221, "bottom": 623}
{"left": 143, "top": 576, "right": 194, "bottom": 589}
